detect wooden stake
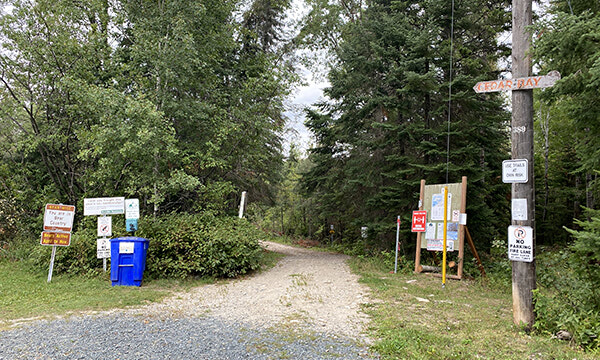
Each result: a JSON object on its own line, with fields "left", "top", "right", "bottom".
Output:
{"left": 511, "top": 0, "right": 536, "bottom": 329}
{"left": 465, "top": 226, "right": 486, "bottom": 278}
{"left": 457, "top": 176, "right": 467, "bottom": 279}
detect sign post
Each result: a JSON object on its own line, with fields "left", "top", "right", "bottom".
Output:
{"left": 472, "top": 0, "right": 557, "bottom": 328}
{"left": 85, "top": 197, "right": 125, "bottom": 272}
{"left": 41, "top": 204, "right": 75, "bottom": 282}
{"left": 394, "top": 216, "right": 400, "bottom": 274}
{"left": 97, "top": 216, "right": 112, "bottom": 272}
{"left": 510, "top": 0, "right": 536, "bottom": 329}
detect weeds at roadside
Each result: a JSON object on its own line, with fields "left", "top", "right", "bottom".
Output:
{"left": 349, "top": 256, "right": 596, "bottom": 360}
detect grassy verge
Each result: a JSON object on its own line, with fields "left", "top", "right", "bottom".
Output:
{"left": 0, "top": 248, "right": 284, "bottom": 329}
{"left": 350, "top": 256, "right": 596, "bottom": 360}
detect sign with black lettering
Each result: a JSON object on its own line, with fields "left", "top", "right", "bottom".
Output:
{"left": 502, "top": 159, "right": 528, "bottom": 183}
{"left": 508, "top": 225, "right": 533, "bottom": 262}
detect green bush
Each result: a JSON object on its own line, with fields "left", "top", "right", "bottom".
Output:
{"left": 30, "top": 226, "right": 102, "bottom": 277}
{"left": 137, "top": 213, "right": 264, "bottom": 279}
{"left": 534, "top": 208, "right": 600, "bottom": 351}
{"left": 29, "top": 213, "right": 265, "bottom": 279}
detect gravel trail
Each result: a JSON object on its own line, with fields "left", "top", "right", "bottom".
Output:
{"left": 0, "top": 241, "right": 378, "bottom": 359}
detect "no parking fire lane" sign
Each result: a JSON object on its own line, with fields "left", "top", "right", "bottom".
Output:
{"left": 508, "top": 225, "right": 533, "bottom": 262}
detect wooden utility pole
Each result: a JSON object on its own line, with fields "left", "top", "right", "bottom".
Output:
{"left": 511, "top": 0, "right": 536, "bottom": 328}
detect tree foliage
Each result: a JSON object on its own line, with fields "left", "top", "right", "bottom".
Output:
{"left": 0, "top": 0, "right": 295, "bottom": 235}
{"left": 298, "top": 0, "right": 511, "bottom": 250}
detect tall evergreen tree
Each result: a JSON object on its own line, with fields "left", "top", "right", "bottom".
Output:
{"left": 532, "top": 0, "right": 600, "bottom": 241}
{"left": 302, "top": 0, "right": 511, "bottom": 249}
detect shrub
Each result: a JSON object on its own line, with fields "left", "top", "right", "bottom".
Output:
{"left": 30, "top": 212, "right": 265, "bottom": 279}
{"left": 30, "top": 226, "right": 102, "bottom": 277}
{"left": 137, "top": 213, "right": 264, "bottom": 279}
{"left": 534, "top": 208, "right": 600, "bottom": 351}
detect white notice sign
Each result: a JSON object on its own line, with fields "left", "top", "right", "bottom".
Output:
{"left": 119, "top": 242, "right": 134, "bottom": 254}
{"left": 511, "top": 199, "right": 528, "bottom": 221}
{"left": 508, "top": 225, "right": 533, "bottom": 262}
{"left": 125, "top": 199, "right": 140, "bottom": 219}
{"left": 97, "top": 238, "right": 111, "bottom": 259}
{"left": 97, "top": 216, "right": 112, "bottom": 237}
{"left": 502, "top": 159, "right": 528, "bottom": 183}
{"left": 84, "top": 197, "right": 125, "bottom": 216}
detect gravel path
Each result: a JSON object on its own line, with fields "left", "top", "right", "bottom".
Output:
{"left": 0, "top": 241, "right": 378, "bottom": 359}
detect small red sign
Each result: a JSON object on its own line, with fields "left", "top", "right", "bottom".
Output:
{"left": 411, "top": 211, "right": 427, "bottom": 232}
{"left": 40, "top": 231, "right": 71, "bottom": 246}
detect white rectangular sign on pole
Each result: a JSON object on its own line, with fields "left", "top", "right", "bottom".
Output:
{"left": 97, "top": 238, "right": 111, "bottom": 259}
{"left": 125, "top": 199, "right": 140, "bottom": 219}
{"left": 43, "top": 204, "right": 75, "bottom": 232}
{"left": 97, "top": 216, "right": 112, "bottom": 237}
{"left": 508, "top": 225, "right": 533, "bottom": 262}
{"left": 502, "top": 159, "right": 528, "bottom": 183}
{"left": 84, "top": 197, "right": 125, "bottom": 216}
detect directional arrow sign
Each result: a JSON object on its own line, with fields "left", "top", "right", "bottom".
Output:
{"left": 473, "top": 71, "right": 560, "bottom": 93}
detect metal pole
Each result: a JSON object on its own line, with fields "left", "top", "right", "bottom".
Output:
{"left": 103, "top": 250, "right": 107, "bottom": 273}
{"left": 511, "top": 0, "right": 536, "bottom": 328}
{"left": 47, "top": 245, "right": 57, "bottom": 283}
{"left": 394, "top": 216, "right": 400, "bottom": 273}
{"left": 442, "top": 187, "right": 448, "bottom": 288}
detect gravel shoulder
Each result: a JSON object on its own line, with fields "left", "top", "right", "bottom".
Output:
{"left": 0, "top": 241, "right": 378, "bottom": 359}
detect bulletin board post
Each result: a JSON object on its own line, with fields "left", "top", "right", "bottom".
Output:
{"left": 414, "top": 176, "right": 467, "bottom": 280}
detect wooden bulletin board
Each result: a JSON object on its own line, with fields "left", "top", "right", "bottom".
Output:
{"left": 415, "top": 177, "right": 467, "bottom": 280}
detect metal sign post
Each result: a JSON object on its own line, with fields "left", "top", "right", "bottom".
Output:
{"left": 394, "top": 216, "right": 400, "bottom": 274}
{"left": 41, "top": 204, "right": 75, "bottom": 283}
{"left": 47, "top": 246, "right": 57, "bottom": 283}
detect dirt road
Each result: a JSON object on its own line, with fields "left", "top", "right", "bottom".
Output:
{"left": 135, "top": 241, "right": 373, "bottom": 341}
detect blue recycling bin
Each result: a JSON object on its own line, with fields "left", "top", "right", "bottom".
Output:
{"left": 110, "top": 237, "right": 149, "bottom": 287}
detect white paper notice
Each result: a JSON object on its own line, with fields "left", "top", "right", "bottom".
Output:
{"left": 459, "top": 213, "right": 467, "bottom": 225}
{"left": 452, "top": 210, "right": 460, "bottom": 222}
{"left": 512, "top": 198, "right": 528, "bottom": 221}
{"left": 436, "top": 222, "right": 445, "bottom": 240}
{"left": 425, "top": 222, "right": 436, "bottom": 240}
{"left": 431, "top": 194, "right": 444, "bottom": 221}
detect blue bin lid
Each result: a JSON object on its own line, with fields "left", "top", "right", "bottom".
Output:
{"left": 110, "top": 236, "right": 149, "bottom": 243}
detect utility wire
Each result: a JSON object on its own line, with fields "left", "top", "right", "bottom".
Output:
{"left": 446, "top": 0, "right": 455, "bottom": 185}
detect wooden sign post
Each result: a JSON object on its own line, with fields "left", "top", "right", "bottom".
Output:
{"left": 472, "top": 0, "right": 555, "bottom": 329}
{"left": 510, "top": 0, "right": 536, "bottom": 329}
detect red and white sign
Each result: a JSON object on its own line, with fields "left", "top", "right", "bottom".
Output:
{"left": 473, "top": 71, "right": 560, "bottom": 93}
{"left": 43, "top": 204, "right": 75, "bottom": 232}
{"left": 411, "top": 211, "right": 427, "bottom": 232}
{"left": 40, "top": 231, "right": 71, "bottom": 246}
{"left": 97, "top": 216, "right": 112, "bottom": 237}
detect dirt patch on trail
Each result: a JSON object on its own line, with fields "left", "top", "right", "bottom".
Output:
{"left": 134, "top": 241, "right": 373, "bottom": 341}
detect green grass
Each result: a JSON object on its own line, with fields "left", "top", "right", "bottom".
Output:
{"left": 349, "top": 256, "right": 597, "bottom": 360}
{"left": 0, "top": 249, "right": 284, "bottom": 329}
